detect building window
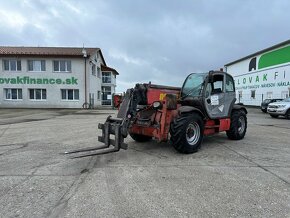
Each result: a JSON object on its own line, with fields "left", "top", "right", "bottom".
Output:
{"left": 92, "top": 64, "right": 96, "bottom": 75}
{"left": 266, "top": 92, "right": 273, "bottom": 99}
{"left": 102, "top": 86, "right": 111, "bottom": 105}
{"left": 251, "top": 90, "right": 256, "bottom": 99}
{"left": 61, "top": 89, "right": 79, "bottom": 100}
{"left": 4, "top": 88, "right": 22, "bottom": 100}
{"left": 97, "top": 91, "right": 101, "bottom": 100}
{"left": 28, "top": 60, "right": 46, "bottom": 72}
{"left": 3, "top": 60, "right": 21, "bottom": 71}
{"left": 102, "top": 72, "right": 111, "bottom": 83}
{"left": 53, "top": 60, "right": 71, "bottom": 72}
{"left": 29, "top": 89, "right": 46, "bottom": 100}
{"left": 281, "top": 91, "right": 288, "bottom": 99}
{"left": 97, "top": 67, "right": 101, "bottom": 78}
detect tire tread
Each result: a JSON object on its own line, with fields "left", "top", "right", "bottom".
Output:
{"left": 170, "top": 113, "right": 204, "bottom": 153}
{"left": 226, "top": 110, "right": 247, "bottom": 140}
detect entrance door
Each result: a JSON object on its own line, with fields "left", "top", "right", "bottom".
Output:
{"left": 204, "top": 73, "right": 236, "bottom": 119}
{"left": 101, "top": 86, "right": 112, "bottom": 105}
{"left": 282, "top": 91, "right": 288, "bottom": 99}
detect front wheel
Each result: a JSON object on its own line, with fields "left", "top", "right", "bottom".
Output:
{"left": 270, "top": 114, "right": 279, "bottom": 118}
{"left": 226, "top": 110, "right": 247, "bottom": 140}
{"left": 170, "top": 113, "right": 204, "bottom": 154}
{"left": 285, "top": 110, "right": 290, "bottom": 120}
{"left": 261, "top": 109, "right": 267, "bottom": 113}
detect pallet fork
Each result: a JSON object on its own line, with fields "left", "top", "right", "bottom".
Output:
{"left": 64, "top": 89, "right": 134, "bottom": 158}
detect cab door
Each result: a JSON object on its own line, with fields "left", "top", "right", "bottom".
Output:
{"left": 204, "top": 73, "right": 235, "bottom": 119}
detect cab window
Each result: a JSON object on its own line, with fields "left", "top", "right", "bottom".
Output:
{"left": 225, "top": 74, "right": 234, "bottom": 92}
{"left": 212, "top": 75, "right": 224, "bottom": 94}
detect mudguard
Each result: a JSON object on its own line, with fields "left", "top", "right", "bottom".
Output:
{"left": 178, "top": 106, "right": 206, "bottom": 118}
{"left": 232, "top": 104, "right": 248, "bottom": 114}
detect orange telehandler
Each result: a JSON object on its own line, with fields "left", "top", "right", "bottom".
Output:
{"left": 65, "top": 71, "right": 247, "bottom": 158}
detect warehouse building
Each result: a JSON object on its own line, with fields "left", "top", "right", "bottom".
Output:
{"left": 225, "top": 40, "right": 290, "bottom": 106}
{"left": 0, "top": 46, "right": 118, "bottom": 108}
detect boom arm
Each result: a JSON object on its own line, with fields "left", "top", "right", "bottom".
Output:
{"left": 64, "top": 83, "right": 180, "bottom": 158}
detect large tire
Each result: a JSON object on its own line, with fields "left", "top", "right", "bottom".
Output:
{"left": 170, "top": 113, "right": 204, "bottom": 154}
{"left": 285, "top": 110, "right": 290, "bottom": 120}
{"left": 226, "top": 110, "right": 247, "bottom": 140}
{"left": 130, "top": 133, "right": 152, "bottom": 142}
{"left": 270, "top": 114, "right": 279, "bottom": 118}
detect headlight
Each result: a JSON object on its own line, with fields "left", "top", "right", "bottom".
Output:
{"left": 152, "top": 101, "right": 163, "bottom": 109}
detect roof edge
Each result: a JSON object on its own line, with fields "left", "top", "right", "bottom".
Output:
{"left": 98, "top": 49, "right": 106, "bottom": 66}
{"left": 101, "top": 64, "right": 119, "bottom": 75}
{"left": 0, "top": 46, "right": 100, "bottom": 49}
{"left": 0, "top": 46, "right": 101, "bottom": 57}
{"left": 225, "top": 39, "right": 290, "bottom": 66}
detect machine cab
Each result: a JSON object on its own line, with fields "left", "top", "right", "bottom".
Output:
{"left": 181, "top": 71, "right": 236, "bottom": 119}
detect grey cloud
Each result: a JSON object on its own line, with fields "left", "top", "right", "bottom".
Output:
{"left": 0, "top": 0, "right": 290, "bottom": 91}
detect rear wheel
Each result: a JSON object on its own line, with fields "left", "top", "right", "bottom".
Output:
{"left": 270, "top": 114, "right": 279, "bottom": 118}
{"left": 226, "top": 110, "right": 247, "bottom": 140}
{"left": 170, "top": 113, "right": 204, "bottom": 154}
{"left": 285, "top": 110, "right": 290, "bottom": 119}
{"left": 130, "top": 133, "right": 152, "bottom": 142}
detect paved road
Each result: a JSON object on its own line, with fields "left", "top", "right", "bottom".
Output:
{"left": 0, "top": 108, "right": 289, "bottom": 217}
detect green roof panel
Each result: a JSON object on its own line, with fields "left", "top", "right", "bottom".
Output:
{"left": 258, "top": 45, "right": 290, "bottom": 69}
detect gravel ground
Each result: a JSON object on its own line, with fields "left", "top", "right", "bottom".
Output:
{"left": 0, "top": 108, "right": 289, "bottom": 217}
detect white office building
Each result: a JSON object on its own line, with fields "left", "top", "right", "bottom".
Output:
{"left": 0, "top": 46, "right": 118, "bottom": 108}
{"left": 225, "top": 40, "right": 290, "bottom": 106}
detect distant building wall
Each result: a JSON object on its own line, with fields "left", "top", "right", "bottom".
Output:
{"left": 0, "top": 47, "right": 118, "bottom": 108}
{"left": 225, "top": 42, "right": 290, "bottom": 106}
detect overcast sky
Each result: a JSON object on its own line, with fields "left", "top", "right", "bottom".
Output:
{"left": 0, "top": 0, "right": 290, "bottom": 92}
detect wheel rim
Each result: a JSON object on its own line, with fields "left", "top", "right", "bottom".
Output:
{"left": 238, "top": 116, "right": 245, "bottom": 134}
{"left": 186, "top": 122, "right": 200, "bottom": 145}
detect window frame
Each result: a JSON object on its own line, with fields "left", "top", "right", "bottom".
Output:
{"left": 4, "top": 88, "right": 23, "bottom": 100}
{"left": 97, "top": 67, "right": 101, "bottom": 78}
{"left": 101, "top": 86, "right": 112, "bottom": 105}
{"left": 53, "top": 60, "right": 71, "bottom": 73}
{"left": 3, "top": 59, "right": 21, "bottom": 71}
{"left": 27, "top": 60, "right": 46, "bottom": 72}
{"left": 281, "top": 91, "right": 289, "bottom": 99}
{"left": 266, "top": 92, "right": 273, "bottom": 99}
{"left": 213, "top": 80, "right": 223, "bottom": 92}
{"left": 92, "top": 64, "right": 96, "bottom": 76}
{"left": 97, "top": 91, "right": 101, "bottom": 100}
{"left": 61, "top": 89, "right": 79, "bottom": 101}
{"left": 225, "top": 74, "right": 235, "bottom": 92}
{"left": 29, "top": 89, "right": 47, "bottom": 101}
{"left": 102, "top": 71, "right": 112, "bottom": 83}
{"left": 209, "top": 74, "right": 224, "bottom": 94}
{"left": 251, "top": 90, "right": 256, "bottom": 99}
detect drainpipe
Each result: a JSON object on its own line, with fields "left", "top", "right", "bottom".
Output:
{"left": 82, "top": 48, "right": 88, "bottom": 107}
